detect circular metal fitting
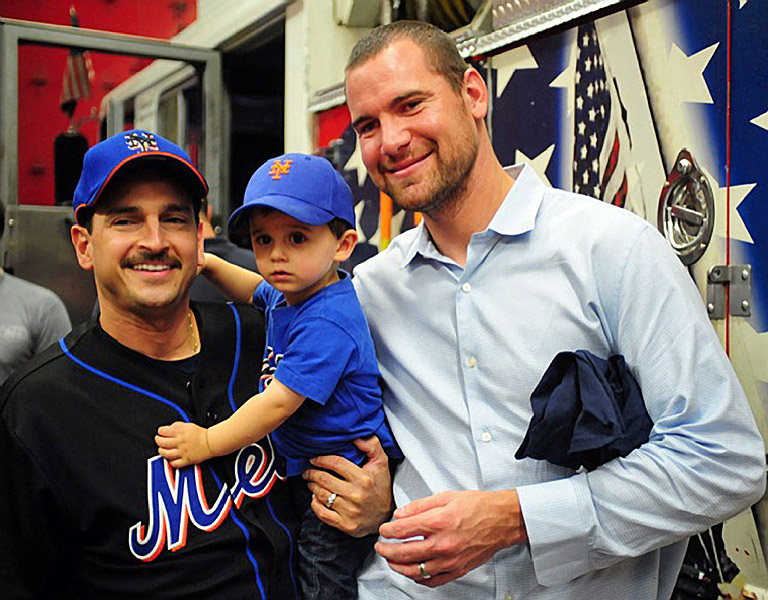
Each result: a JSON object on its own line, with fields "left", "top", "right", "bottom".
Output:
{"left": 657, "top": 149, "right": 715, "bottom": 266}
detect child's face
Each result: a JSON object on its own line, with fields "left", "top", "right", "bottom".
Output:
{"left": 248, "top": 210, "right": 350, "bottom": 305}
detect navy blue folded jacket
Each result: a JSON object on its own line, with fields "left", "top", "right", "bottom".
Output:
{"left": 515, "top": 350, "right": 653, "bottom": 471}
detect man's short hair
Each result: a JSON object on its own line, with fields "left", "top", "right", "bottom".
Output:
{"left": 346, "top": 20, "right": 468, "bottom": 93}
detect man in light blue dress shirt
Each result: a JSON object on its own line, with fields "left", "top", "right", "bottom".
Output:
{"left": 315, "top": 20, "right": 767, "bottom": 600}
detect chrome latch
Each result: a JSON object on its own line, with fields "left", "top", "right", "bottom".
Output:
{"left": 706, "top": 265, "right": 752, "bottom": 320}
{"left": 658, "top": 149, "right": 715, "bottom": 266}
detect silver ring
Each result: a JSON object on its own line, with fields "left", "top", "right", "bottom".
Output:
{"left": 325, "top": 492, "right": 338, "bottom": 509}
{"left": 419, "top": 562, "right": 431, "bottom": 579}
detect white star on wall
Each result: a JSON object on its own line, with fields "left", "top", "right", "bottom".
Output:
{"left": 750, "top": 109, "right": 768, "bottom": 131}
{"left": 344, "top": 138, "right": 368, "bottom": 188}
{"left": 739, "top": 0, "right": 748, "bottom": 8}
{"left": 493, "top": 45, "right": 538, "bottom": 97}
{"left": 712, "top": 179, "right": 756, "bottom": 244}
{"left": 550, "top": 39, "right": 577, "bottom": 115}
{"left": 736, "top": 322, "right": 768, "bottom": 384}
{"left": 354, "top": 199, "right": 369, "bottom": 244}
{"left": 668, "top": 42, "right": 719, "bottom": 104}
{"left": 515, "top": 144, "right": 555, "bottom": 187}
{"left": 391, "top": 209, "right": 407, "bottom": 239}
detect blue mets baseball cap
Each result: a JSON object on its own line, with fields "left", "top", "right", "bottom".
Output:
{"left": 228, "top": 153, "right": 355, "bottom": 236}
{"left": 73, "top": 129, "right": 208, "bottom": 225}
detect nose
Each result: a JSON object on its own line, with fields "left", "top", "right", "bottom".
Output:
{"left": 138, "top": 218, "right": 169, "bottom": 251}
{"left": 269, "top": 241, "right": 287, "bottom": 262}
{"left": 380, "top": 115, "right": 411, "bottom": 157}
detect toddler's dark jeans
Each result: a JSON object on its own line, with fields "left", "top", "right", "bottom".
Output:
{"left": 289, "top": 476, "right": 378, "bottom": 600}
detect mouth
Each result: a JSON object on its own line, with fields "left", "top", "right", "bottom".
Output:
{"left": 122, "top": 255, "right": 181, "bottom": 273}
{"left": 269, "top": 270, "right": 293, "bottom": 282}
{"left": 130, "top": 264, "right": 176, "bottom": 272}
{"left": 381, "top": 151, "right": 432, "bottom": 178}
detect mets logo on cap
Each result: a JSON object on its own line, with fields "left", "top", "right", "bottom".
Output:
{"left": 124, "top": 131, "right": 159, "bottom": 153}
{"left": 269, "top": 159, "right": 293, "bottom": 180}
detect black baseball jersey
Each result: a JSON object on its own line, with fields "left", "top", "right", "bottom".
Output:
{"left": 0, "top": 302, "right": 300, "bottom": 599}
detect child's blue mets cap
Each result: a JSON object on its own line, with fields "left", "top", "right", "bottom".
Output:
{"left": 229, "top": 153, "right": 355, "bottom": 235}
{"left": 72, "top": 129, "right": 208, "bottom": 225}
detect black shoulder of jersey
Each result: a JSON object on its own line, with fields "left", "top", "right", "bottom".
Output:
{"left": 193, "top": 300, "right": 266, "bottom": 347}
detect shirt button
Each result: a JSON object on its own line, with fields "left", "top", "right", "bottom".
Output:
{"left": 206, "top": 410, "right": 218, "bottom": 422}
{"left": 467, "top": 356, "right": 478, "bottom": 368}
{"left": 461, "top": 282, "right": 472, "bottom": 293}
{"left": 481, "top": 431, "right": 492, "bottom": 442}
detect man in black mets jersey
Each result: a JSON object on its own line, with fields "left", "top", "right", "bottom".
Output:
{"left": 0, "top": 129, "right": 390, "bottom": 599}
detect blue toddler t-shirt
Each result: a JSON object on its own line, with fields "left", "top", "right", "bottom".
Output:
{"left": 253, "top": 272, "right": 401, "bottom": 476}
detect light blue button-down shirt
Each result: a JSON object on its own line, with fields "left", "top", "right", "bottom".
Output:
{"left": 353, "top": 164, "right": 765, "bottom": 599}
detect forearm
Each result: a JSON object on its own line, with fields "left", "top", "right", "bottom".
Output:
{"left": 206, "top": 379, "right": 304, "bottom": 457}
{"left": 203, "top": 253, "right": 263, "bottom": 304}
{"left": 520, "top": 230, "right": 766, "bottom": 585}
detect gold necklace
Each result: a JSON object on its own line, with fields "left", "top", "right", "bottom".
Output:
{"left": 188, "top": 310, "right": 199, "bottom": 354}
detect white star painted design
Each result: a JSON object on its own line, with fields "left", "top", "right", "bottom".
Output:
{"left": 367, "top": 218, "right": 381, "bottom": 249}
{"left": 712, "top": 179, "right": 756, "bottom": 244}
{"left": 391, "top": 210, "right": 407, "bottom": 239}
{"left": 516, "top": 144, "right": 555, "bottom": 187}
{"left": 750, "top": 109, "right": 768, "bottom": 131}
{"left": 668, "top": 42, "right": 719, "bottom": 104}
{"left": 494, "top": 45, "right": 538, "bottom": 97}
{"left": 739, "top": 0, "right": 748, "bottom": 8}
{"left": 735, "top": 322, "right": 768, "bottom": 383}
{"left": 344, "top": 137, "right": 368, "bottom": 188}
{"left": 354, "top": 200, "right": 369, "bottom": 244}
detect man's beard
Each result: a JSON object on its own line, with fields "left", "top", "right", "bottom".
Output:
{"left": 381, "top": 128, "right": 479, "bottom": 217}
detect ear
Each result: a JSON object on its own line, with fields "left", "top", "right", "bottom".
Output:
{"left": 462, "top": 67, "right": 488, "bottom": 120}
{"left": 71, "top": 225, "right": 94, "bottom": 271}
{"left": 334, "top": 229, "right": 358, "bottom": 262}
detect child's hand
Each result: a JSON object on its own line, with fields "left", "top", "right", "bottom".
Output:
{"left": 156, "top": 422, "right": 212, "bottom": 468}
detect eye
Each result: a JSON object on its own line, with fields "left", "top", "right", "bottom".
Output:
{"left": 254, "top": 234, "right": 272, "bottom": 246}
{"left": 111, "top": 216, "right": 137, "bottom": 227}
{"left": 289, "top": 232, "right": 307, "bottom": 244}
{"left": 355, "top": 120, "right": 377, "bottom": 137}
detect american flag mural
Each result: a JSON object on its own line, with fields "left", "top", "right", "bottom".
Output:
{"left": 572, "top": 22, "right": 628, "bottom": 208}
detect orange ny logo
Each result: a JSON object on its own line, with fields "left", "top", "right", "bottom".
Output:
{"left": 269, "top": 159, "right": 293, "bottom": 180}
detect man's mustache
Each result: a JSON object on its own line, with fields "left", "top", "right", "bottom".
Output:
{"left": 121, "top": 252, "right": 182, "bottom": 269}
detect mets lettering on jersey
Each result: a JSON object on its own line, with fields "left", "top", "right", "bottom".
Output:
{"left": 129, "top": 440, "right": 282, "bottom": 562}
{"left": 260, "top": 345, "right": 282, "bottom": 389}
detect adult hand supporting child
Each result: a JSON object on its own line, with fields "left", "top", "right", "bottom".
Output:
{"left": 304, "top": 435, "right": 393, "bottom": 538}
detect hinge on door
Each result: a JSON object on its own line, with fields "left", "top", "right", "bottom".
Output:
{"left": 706, "top": 265, "right": 752, "bottom": 320}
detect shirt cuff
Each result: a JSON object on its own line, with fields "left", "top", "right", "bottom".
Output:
{"left": 517, "top": 473, "right": 592, "bottom": 586}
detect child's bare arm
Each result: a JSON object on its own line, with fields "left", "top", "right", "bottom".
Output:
{"left": 203, "top": 252, "right": 263, "bottom": 304}
{"left": 155, "top": 379, "right": 304, "bottom": 467}
{"left": 206, "top": 379, "right": 305, "bottom": 457}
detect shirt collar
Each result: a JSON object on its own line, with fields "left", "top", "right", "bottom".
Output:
{"left": 399, "top": 163, "right": 546, "bottom": 267}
